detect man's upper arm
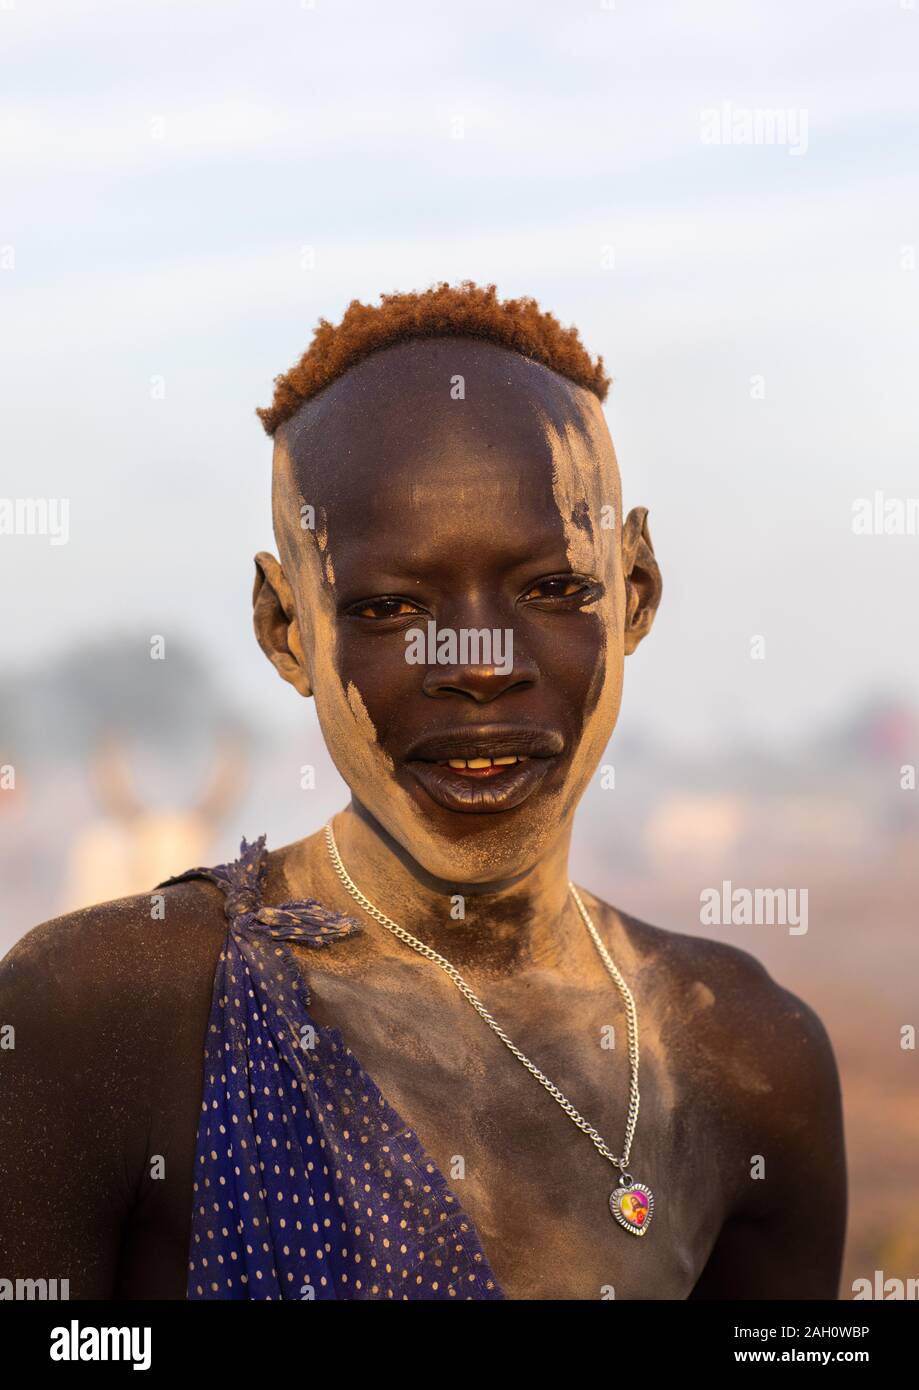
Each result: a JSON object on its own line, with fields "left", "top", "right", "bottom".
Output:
{"left": 691, "top": 970, "right": 847, "bottom": 1300}
{"left": 0, "top": 917, "right": 136, "bottom": 1298}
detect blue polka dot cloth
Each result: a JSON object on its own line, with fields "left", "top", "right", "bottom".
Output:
{"left": 161, "top": 837, "right": 504, "bottom": 1300}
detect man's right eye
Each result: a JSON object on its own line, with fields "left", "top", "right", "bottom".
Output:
{"left": 346, "top": 597, "right": 425, "bottom": 620}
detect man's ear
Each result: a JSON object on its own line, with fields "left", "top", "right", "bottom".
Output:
{"left": 252, "top": 551, "right": 313, "bottom": 696}
{"left": 621, "top": 507, "right": 662, "bottom": 655}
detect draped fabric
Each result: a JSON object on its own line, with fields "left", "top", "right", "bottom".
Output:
{"left": 161, "top": 837, "right": 504, "bottom": 1300}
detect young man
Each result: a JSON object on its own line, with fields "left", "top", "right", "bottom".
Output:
{"left": 0, "top": 283, "right": 846, "bottom": 1299}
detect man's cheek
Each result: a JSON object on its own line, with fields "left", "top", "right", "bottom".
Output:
{"left": 313, "top": 675, "right": 394, "bottom": 784}
{"left": 315, "top": 648, "right": 404, "bottom": 764}
{"left": 336, "top": 642, "right": 417, "bottom": 715}
{"left": 570, "top": 619, "right": 619, "bottom": 748}
{"left": 546, "top": 622, "right": 606, "bottom": 709}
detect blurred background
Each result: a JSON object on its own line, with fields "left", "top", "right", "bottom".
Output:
{"left": 1, "top": 0, "right": 917, "bottom": 1297}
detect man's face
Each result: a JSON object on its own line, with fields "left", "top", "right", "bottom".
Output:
{"left": 268, "top": 337, "right": 634, "bottom": 884}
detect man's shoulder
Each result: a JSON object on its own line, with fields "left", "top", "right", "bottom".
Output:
{"left": 0, "top": 880, "right": 230, "bottom": 1221}
{"left": 590, "top": 894, "right": 840, "bottom": 1124}
{"left": 0, "top": 877, "right": 228, "bottom": 1029}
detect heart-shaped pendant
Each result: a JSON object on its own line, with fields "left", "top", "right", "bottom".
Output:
{"left": 609, "top": 1179, "right": 654, "bottom": 1236}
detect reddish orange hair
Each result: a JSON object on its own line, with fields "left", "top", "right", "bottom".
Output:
{"left": 257, "top": 280, "right": 610, "bottom": 435}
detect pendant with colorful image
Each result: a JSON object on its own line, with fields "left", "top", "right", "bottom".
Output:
{"left": 610, "top": 1176, "right": 654, "bottom": 1236}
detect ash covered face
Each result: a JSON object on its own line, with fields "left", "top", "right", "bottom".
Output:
{"left": 254, "top": 336, "right": 660, "bottom": 883}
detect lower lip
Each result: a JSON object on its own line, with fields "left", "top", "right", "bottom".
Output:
{"left": 405, "top": 758, "right": 554, "bottom": 814}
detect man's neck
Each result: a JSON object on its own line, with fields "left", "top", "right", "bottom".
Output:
{"left": 289, "top": 800, "right": 592, "bottom": 977}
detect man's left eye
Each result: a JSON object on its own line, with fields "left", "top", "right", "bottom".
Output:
{"left": 520, "top": 576, "right": 594, "bottom": 603}
{"left": 348, "top": 597, "right": 424, "bottom": 619}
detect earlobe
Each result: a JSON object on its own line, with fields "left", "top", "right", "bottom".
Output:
{"left": 621, "top": 507, "right": 662, "bottom": 655}
{"left": 252, "top": 551, "right": 313, "bottom": 697}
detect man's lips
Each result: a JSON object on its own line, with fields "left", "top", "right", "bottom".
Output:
{"left": 403, "top": 725, "right": 565, "bottom": 762}
{"left": 402, "top": 725, "right": 564, "bottom": 814}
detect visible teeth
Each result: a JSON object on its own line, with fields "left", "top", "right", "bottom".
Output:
{"left": 442, "top": 754, "right": 524, "bottom": 769}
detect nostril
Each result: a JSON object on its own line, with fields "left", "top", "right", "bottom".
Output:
{"left": 422, "top": 679, "right": 534, "bottom": 702}
{"left": 421, "top": 660, "right": 539, "bottom": 702}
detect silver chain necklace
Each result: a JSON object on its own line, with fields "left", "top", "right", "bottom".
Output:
{"left": 324, "top": 823, "right": 654, "bottom": 1236}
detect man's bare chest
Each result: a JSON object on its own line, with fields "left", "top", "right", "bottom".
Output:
{"left": 299, "top": 947, "right": 731, "bottom": 1298}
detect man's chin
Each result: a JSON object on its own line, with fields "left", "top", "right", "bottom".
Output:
{"left": 359, "top": 772, "right": 566, "bottom": 888}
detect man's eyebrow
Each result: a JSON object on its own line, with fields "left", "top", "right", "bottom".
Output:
{"left": 328, "top": 535, "right": 582, "bottom": 583}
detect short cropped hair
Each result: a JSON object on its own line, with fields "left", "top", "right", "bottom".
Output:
{"left": 256, "top": 280, "right": 610, "bottom": 435}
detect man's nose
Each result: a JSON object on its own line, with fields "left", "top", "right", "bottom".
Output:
{"left": 420, "top": 634, "right": 539, "bottom": 704}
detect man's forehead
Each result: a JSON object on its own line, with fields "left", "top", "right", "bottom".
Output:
{"left": 275, "top": 336, "right": 616, "bottom": 503}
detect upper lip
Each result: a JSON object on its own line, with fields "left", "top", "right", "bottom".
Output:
{"left": 403, "top": 724, "right": 565, "bottom": 762}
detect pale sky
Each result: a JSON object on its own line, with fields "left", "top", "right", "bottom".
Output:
{"left": 2, "top": 0, "right": 918, "bottom": 751}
